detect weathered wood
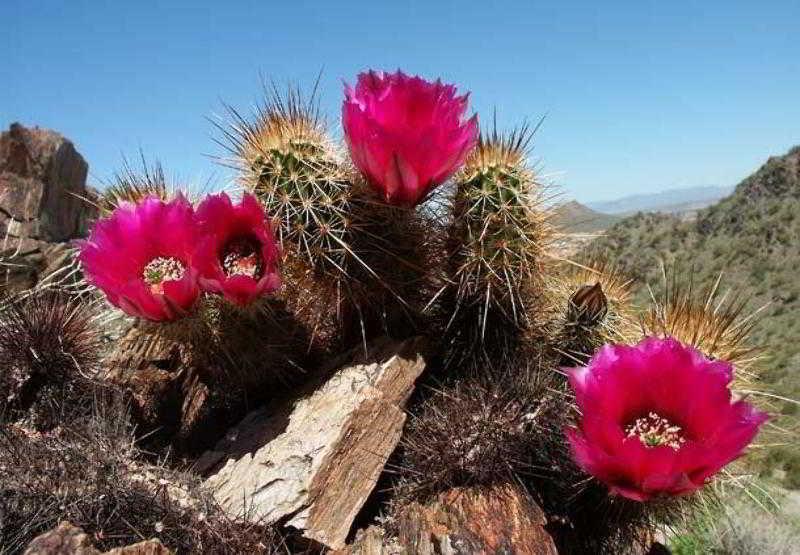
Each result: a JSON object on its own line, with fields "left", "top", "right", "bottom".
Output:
{"left": 395, "top": 484, "right": 558, "bottom": 555}
{"left": 202, "top": 336, "right": 427, "bottom": 550}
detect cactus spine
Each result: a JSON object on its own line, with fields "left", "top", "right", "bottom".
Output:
{"left": 550, "top": 260, "right": 637, "bottom": 365}
{"left": 446, "top": 124, "right": 552, "bottom": 355}
{"left": 222, "top": 84, "right": 353, "bottom": 278}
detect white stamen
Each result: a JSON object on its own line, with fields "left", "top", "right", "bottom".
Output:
{"left": 222, "top": 238, "right": 263, "bottom": 279}
{"left": 143, "top": 257, "right": 185, "bottom": 293}
{"left": 625, "top": 412, "right": 685, "bottom": 450}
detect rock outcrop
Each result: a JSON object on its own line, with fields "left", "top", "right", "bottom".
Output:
{"left": 0, "top": 123, "right": 96, "bottom": 290}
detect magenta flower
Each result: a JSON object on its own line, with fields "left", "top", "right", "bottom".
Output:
{"left": 194, "top": 192, "right": 281, "bottom": 306}
{"left": 566, "top": 337, "right": 767, "bottom": 501}
{"left": 342, "top": 70, "right": 479, "bottom": 207}
{"left": 78, "top": 195, "right": 200, "bottom": 321}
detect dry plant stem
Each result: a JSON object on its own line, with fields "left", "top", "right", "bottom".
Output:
{"left": 0, "top": 399, "right": 286, "bottom": 554}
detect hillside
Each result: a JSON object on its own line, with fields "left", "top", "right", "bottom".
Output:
{"left": 553, "top": 200, "right": 621, "bottom": 233}
{"left": 586, "top": 185, "right": 733, "bottom": 215}
{"left": 583, "top": 145, "right": 800, "bottom": 487}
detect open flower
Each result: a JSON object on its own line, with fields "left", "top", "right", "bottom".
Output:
{"left": 566, "top": 337, "right": 767, "bottom": 501}
{"left": 78, "top": 195, "right": 200, "bottom": 321}
{"left": 194, "top": 192, "right": 280, "bottom": 306}
{"left": 342, "top": 70, "right": 478, "bottom": 206}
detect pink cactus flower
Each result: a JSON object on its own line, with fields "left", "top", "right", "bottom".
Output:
{"left": 78, "top": 195, "right": 201, "bottom": 321}
{"left": 342, "top": 70, "right": 479, "bottom": 207}
{"left": 194, "top": 192, "right": 281, "bottom": 306}
{"left": 566, "top": 337, "right": 768, "bottom": 501}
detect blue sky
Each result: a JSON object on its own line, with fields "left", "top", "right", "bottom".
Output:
{"left": 2, "top": 1, "right": 798, "bottom": 202}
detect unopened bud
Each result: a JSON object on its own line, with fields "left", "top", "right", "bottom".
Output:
{"left": 568, "top": 282, "right": 608, "bottom": 326}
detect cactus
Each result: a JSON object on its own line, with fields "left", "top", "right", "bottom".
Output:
{"left": 445, "top": 123, "right": 553, "bottom": 360}
{"left": 220, "top": 83, "right": 353, "bottom": 278}
{"left": 54, "top": 71, "right": 780, "bottom": 555}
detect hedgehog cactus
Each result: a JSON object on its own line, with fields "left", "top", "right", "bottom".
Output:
{"left": 40, "top": 69, "right": 779, "bottom": 555}
{"left": 222, "top": 86, "right": 353, "bottom": 277}
{"left": 446, "top": 125, "right": 552, "bottom": 355}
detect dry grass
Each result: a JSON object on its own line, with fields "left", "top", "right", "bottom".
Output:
{"left": 0, "top": 398, "right": 288, "bottom": 554}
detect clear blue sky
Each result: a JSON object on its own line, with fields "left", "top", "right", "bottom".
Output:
{"left": 3, "top": 1, "right": 798, "bottom": 202}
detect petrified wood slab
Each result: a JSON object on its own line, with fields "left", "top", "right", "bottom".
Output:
{"left": 201, "top": 336, "right": 427, "bottom": 550}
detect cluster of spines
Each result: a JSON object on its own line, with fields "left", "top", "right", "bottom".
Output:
{"left": 642, "top": 267, "right": 764, "bottom": 379}
{"left": 549, "top": 259, "right": 638, "bottom": 366}
{"left": 444, "top": 123, "right": 553, "bottom": 361}
{"left": 96, "top": 156, "right": 172, "bottom": 215}
{"left": 219, "top": 82, "right": 354, "bottom": 277}
{"left": 0, "top": 289, "right": 101, "bottom": 430}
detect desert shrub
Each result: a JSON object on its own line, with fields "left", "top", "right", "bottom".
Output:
{"left": 0, "top": 290, "right": 102, "bottom": 430}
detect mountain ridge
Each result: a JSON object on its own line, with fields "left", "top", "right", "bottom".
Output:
{"left": 586, "top": 185, "right": 734, "bottom": 215}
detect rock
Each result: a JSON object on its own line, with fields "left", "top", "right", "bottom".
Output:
{"left": 202, "top": 336, "right": 427, "bottom": 550}
{"left": 0, "top": 123, "right": 97, "bottom": 292}
{"left": 333, "top": 526, "right": 402, "bottom": 555}
{"left": 394, "top": 484, "right": 558, "bottom": 555}
{"left": 23, "top": 522, "right": 173, "bottom": 555}
{"left": 23, "top": 521, "right": 100, "bottom": 555}
{"left": 103, "top": 539, "right": 172, "bottom": 555}
{"left": 0, "top": 123, "right": 95, "bottom": 242}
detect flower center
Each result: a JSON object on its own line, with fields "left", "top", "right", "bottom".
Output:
{"left": 625, "top": 412, "right": 685, "bottom": 449}
{"left": 143, "top": 257, "right": 185, "bottom": 294}
{"left": 221, "top": 237, "right": 263, "bottom": 279}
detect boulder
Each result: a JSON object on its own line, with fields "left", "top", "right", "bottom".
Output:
{"left": 0, "top": 123, "right": 96, "bottom": 291}
{"left": 201, "top": 336, "right": 427, "bottom": 550}
{"left": 0, "top": 122, "right": 95, "bottom": 242}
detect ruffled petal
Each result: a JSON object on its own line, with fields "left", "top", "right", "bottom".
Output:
{"left": 194, "top": 192, "right": 281, "bottom": 306}
{"left": 342, "top": 70, "right": 478, "bottom": 207}
{"left": 79, "top": 195, "right": 200, "bottom": 321}
{"left": 565, "top": 336, "right": 768, "bottom": 501}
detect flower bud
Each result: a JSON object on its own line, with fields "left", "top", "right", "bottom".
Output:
{"left": 567, "top": 282, "right": 608, "bottom": 326}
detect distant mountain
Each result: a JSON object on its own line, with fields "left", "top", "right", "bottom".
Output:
{"left": 553, "top": 200, "right": 621, "bottom": 234}
{"left": 582, "top": 145, "right": 800, "bottom": 488}
{"left": 586, "top": 185, "right": 734, "bottom": 216}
